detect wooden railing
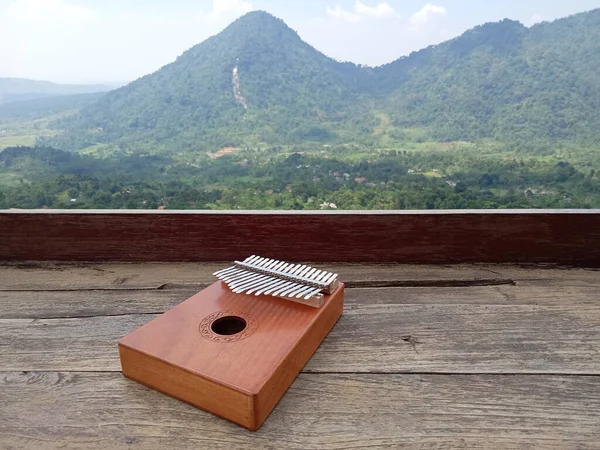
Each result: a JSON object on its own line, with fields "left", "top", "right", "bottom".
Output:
{"left": 1, "top": 209, "right": 600, "bottom": 264}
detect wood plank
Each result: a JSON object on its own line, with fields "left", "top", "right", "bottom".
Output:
{"left": 2, "top": 210, "right": 600, "bottom": 264}
{"left": 3, "top": 303, "right": 600, "bottom": 373}
{"left": 1, "top": 372, "right": 599, "bottom": 449}
{"left": 3, "top": 282, "right": 600, "bottom": 319}
{"left": 0, "top": 262, "right": 514, "bottom": 290}
{"left": 0, "top": 289, "right": 191, "bottom": 319}
{"left": 2, "top": 261, "right": 597, "bottom": 291}
{"left": 0, "top": 319, "right": 32, "bottom": 346}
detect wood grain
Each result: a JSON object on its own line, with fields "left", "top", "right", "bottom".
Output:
{"left": 4, "top": 282, "right": 600, "bottom": 320}
{"left": 0, "top": 262, "right": 511, "bottom": 290}
{"left": 119, "top": 282, "right": 344, "bottom": 430}
{"left": 3, "top": 303, "right": 600, "bottom": 374}
{"left": 2, "top": 210, "right": 600, "bottom": 264}
{"left": 3, "top": 263, "right": 600, "bottom": 447}
{"left": 2, "top": 261, "right": 597, "bottom": 290}
{"left": 0, "top": 319, "right": 33, "bottom": 346}
{"left": 119, "top": 345, "right": 255, "bottom": 429}
{"left": 2, "top": 371, "right": 599, "bottom": 449}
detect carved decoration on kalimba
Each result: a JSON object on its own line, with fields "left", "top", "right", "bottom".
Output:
{"left": 213, "top": 255, "right": 339, "bottom": 308}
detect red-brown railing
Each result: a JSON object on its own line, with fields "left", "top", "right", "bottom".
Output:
{"left": 1, "top": 210, "right": 599, "bottom": 264}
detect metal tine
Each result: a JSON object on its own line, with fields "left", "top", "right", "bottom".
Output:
{"left": 285, "top": 284, "right": 312, "bottom": 298}
{"left": 314, "top": 270, "right": 330, "bottom": 281}
{"left": 228, "top": 256, "right": 274, "bottom": 281}
{"left": 281, "top": 283, "right": 312, "bottom": 298}
{"left": 221, "top": 268, "right": 258, "bottom": 283}
{"left": 271, "top": 281, "right": 304, "bottom": 297}
{"left": 254, "top": 278, "right": 292, "bottom": 296}
{"left": 229, "top": 255, "right": 259, "bottom": 271}
{"left": 291, "top": 265, "right": 309, "bottom": 278}
{"left": 244, "top": 278, "right": 275, "bottom": 295}
{"left": 227, "top": 263, "right": 272, "bottom": 286}
{"left": 273, "top": 284, "right": 304, "bottom": 298}
{"left": 245, "top": 277, "right": 277, "bottom": 295}
{"left": 235, "top": 256, "right": 267, "bottom": 273}
{"left": 255, "top": 257, "right": 280, "bottom": 268}
{"left": 251, "top": 257, "right": 268, "bottom": 267}
{"left": 229, "top": 271, "right": 271, "bottom": 289}
{"left": 279, "top": 263, "right": 302, "bottom": 277}
{"left": 258, "top": 261, "right": 290, "bottom": 278}
{"left": 294, "top": 284, "right": 321, "bottom": 298}
{"left": 219, "top": 266, "right": 247, "bottom": 278}
{"left": 303, "top": 286, "right": 324, "bottom": 299}
{"left": 283, "top": 263, "right": 304, "bottom": 275}
{"left": 230, "top": 263, "right": 286, "bottom": 290}
{"left": 243, "top": 255, "right": 259, "bottom": 263}
{"left": 232, "top": 275, "right": 274, "bottom": 293}
{"left": 222, "top": 271, "right": 256, "bottom": 286}
{"left": 261, "top": 279, "right": 297, "bottom": 296}
{"left": 289, "top": 264, "right": 307, "bottom": 275}
{"left": 310, "top": 269, "right": 323, "bottom": 281}
{"left": 278, "top": 264, "right": 292, "bottom": 274}
{"left": 293, "top": 280, "right": 321, "bottom": 297}
{"left": 270, "top": 260, "right": 290, "bottom": 271}
{"left": 228, "top": 274, "right": 263, "bottom": 290}
{"left": 240, "top": 262, "right": 284, "bottom": 289}
{"left": 216, "top": 255, "right": 258, "bottom": 276}
{"left": 307, "top": 269, "right": 323, "bottom": 281}
{"left": 261, "top": 258, "right": 280, "bottom": 269}
{"left": 301, "top": 268, "right": 317, "bottom": 280}
{"left": 297, "top": 265, "right": 313, "bottom": 277}
{"left": 247, "top": 277, "right": 284, "bottom": 294}
{"left": 213, "top": 266, "right": 237, "bottom": 277}
{"left": 275, "top": 282, "right": 307, "bottom": 297}
{"left": 288, "top": 264, "right": 307, "bottom": 275}
{"left": 281, "top": 264, "right": 300, "bottom": 275}
{"left": 321, "top": 272, "right": 338, "bottom": 284}
{"left": 235, "top": 274, "right": 283, "bottom": 294}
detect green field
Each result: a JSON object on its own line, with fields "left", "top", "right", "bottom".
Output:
{"left": 0, "top": 135, "right": 35, "bottom": 149}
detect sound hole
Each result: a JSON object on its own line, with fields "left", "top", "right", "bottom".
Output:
{"left": 211, "top": 316, "right": 247, "bottom": 336}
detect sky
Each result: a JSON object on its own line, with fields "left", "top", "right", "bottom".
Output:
{"left": 1, "top": 0, "right": 598, "bottom": 84}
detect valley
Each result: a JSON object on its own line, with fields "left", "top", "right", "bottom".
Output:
{"left": 0, "top": 9, "right": 599, "bottom": 210}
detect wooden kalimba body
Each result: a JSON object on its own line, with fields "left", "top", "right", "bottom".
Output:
{"left": 119, "top": 256, "right": 344, "bottom": 431}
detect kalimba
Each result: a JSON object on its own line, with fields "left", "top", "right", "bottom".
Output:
{"left": 119, "top": 256, "right": 344, "bottom": 431}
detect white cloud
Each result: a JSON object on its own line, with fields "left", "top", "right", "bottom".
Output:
{"left": 208, "top": 0, "right": 253, "bottom": 20}
{"left": 529, "top": 14, "right": 543, "bottom": 25}
{"left": 355, "top": 1, "right": 396, "bottom": 19}
{"left": 326, "top": 5, "right": 359, "bottom": 23}
{"left": 326, "top": 1, "right": 396, "bottom": 23}
{"left": 409, "top": 3, "right": 447, "bottom": 30}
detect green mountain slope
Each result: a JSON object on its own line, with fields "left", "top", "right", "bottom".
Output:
{"left": 378, "top": 10, "right": 600, "bottom": 145}
{"left": 52, "top": 11, "right": 369, "bottom": 153}
{"left": 0, "top": 92, "right": 106, "bottom": 120}
{"left": 48, "top": 9, "right": 600, "bottom": 154}
{"left": 0, "top": 78, "right": 113, "bottom": 105}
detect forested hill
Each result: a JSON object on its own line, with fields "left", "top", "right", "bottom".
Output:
{"left": 0, "top": 78, "right": 113, "bottom": 105}
{"left": 48, "top": 8, "right": 600, "bottom": 154}
{"left": 379, "top": 10, "right": 600, "bottom": 144}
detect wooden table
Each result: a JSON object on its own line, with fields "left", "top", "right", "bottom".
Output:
{"left": 2, "top": 262, "right": 600, "bottom": 449}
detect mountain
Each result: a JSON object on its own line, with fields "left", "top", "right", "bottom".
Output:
{"left": 0, "top": 78, "right": 114, "bottom": 105}
{"left": 50, "top": 11, "right": 367, "bottom": 153}
{"left": 47, "top": 9, "right": 600, "bottom": 154}
{"left": 0, "top": 92, "right": 106, "bottom": 120}
{"left": 378, "top": 11, "right": 600, "bottom": 144}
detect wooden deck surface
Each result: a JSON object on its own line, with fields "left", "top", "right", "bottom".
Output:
{"left": 1, "top": 262, "right": 600, "bottom": 449}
